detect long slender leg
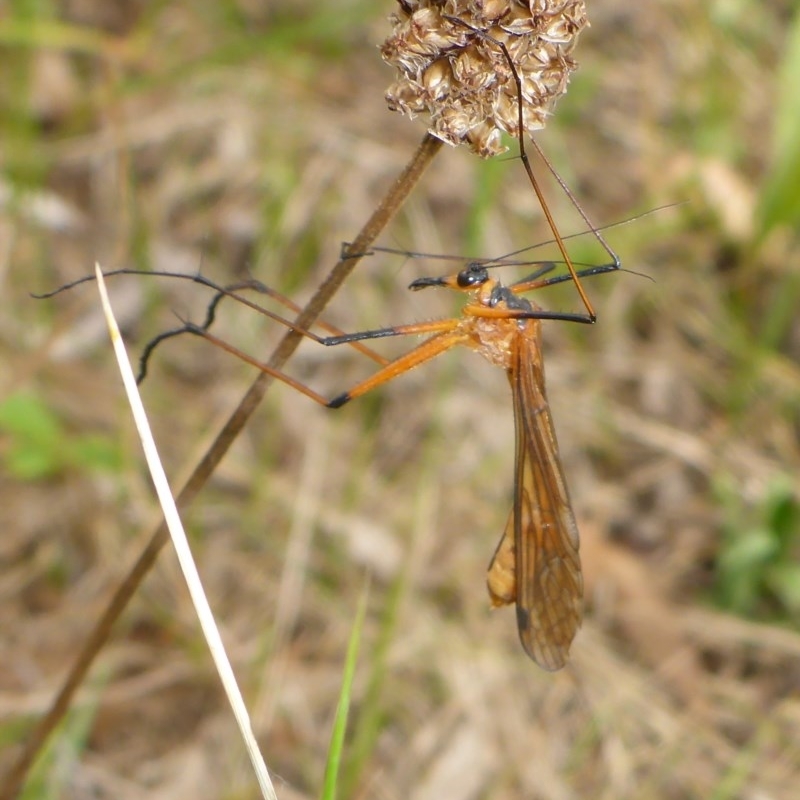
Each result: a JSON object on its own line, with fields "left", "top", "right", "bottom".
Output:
{"left": 443, "top": 15, "right": 619, "bottom": 320}
{"left": 328, "top": 325, "right": 469, "bottom": 407}
{"left": 321, "top": 318, "right": 462, "bottom": 346}
{"left": 183, "top": 318, "right": 466, "bottom": 408}
{"left": 510, "top": 262, "right": 622, "bottom": 298}
{"left": 353, "top": 207, "right": 660, "bottom": 282}
{"left": 464, "top": 304, "right": 594, "bottom": 325}
{"left": 138, "top": 274, "right": 395, "bottom": 381}
{"left": 202, "top": 279, "right": 392, "bottom": 364}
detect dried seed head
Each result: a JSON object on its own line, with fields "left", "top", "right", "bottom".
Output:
{"left": 382, "top": 0, "right": 588, "bottom": 157}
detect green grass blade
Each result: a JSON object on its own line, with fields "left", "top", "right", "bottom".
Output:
{"left": 757, "top": 6, "right": 800, "bottom": 237}
{"left": 320, "top": 580, "right": 369, "bottom": 800}
{"left": 340, "top": 567, "right": 404, "bottom": 796}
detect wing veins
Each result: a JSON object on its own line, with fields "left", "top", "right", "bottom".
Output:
{"left": 510, "top": 332, "right": 582, "bottom": 671}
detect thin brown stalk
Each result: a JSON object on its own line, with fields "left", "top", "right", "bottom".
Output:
{"left": 1, "top": 132, "right": 443, "bottom": 800}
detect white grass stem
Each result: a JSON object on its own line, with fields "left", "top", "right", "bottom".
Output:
{"left": 93, "top": 264, "right": 277, "bottom": 800}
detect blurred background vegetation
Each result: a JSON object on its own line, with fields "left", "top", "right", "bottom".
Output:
{"left": 1, "top": 1, "right": 799, "bottom": 798}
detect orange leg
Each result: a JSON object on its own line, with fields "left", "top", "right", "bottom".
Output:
{"left": 178, "top": 278, "right": 393, "bottom": 366}
{"left": 185, "top": 317, "right": 468, "bottom": 408}
{"left": 328, "top": 324, "right": 469, "bottom": 407}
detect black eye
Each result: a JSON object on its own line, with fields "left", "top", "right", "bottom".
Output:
{"left": 456, "top": 265, "right": 488, "bottom": 288}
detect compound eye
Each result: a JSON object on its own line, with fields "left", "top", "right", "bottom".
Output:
{"left": 456, "top": 264, "right": 489, "bottom": 288}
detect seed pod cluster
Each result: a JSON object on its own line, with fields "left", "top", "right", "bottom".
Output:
{"left": 382, "top": 0, "right": 587, "bottom": 157}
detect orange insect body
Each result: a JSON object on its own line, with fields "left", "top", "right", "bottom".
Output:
{"left": 443, "top": 272, "right": 583, "bottom": 671}
{"left": 174, "top": 262, "right": 587, "bottom": 670}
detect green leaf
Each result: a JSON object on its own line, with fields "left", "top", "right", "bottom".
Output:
{"left": 718, "top": 528, "right": 777, "bottom": 573}
{"left": 0, "top": 391, "right": 62, "bottom": 444}
{"left": 765, "top": 563, "right": 800, "bottom": 614}
{"left": 0, "top": 392, "right": 65, "bottom": 478}
{"left": 0, "top": 391, "right": 121, "bottom": 479}
{"left": 4, "top": 446, "right": 61, "bottom": 481}
{"left": 716, "top": 528, "right": 777, "bottom": 614}
{"left": 766, "top": 482, "right": 800, "bottom": 553}
{"left": 69, "top": 434, "right": 123, "bottom": 472}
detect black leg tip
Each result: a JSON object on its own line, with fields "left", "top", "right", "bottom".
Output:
{"left": 328, "top": 393, "right": 351, "bottom": 409}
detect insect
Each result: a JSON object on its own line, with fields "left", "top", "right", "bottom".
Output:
{"left": 135, "top": 249, "right": 616, "bottom": 671}
{"left": 40, "top": 256, "right": 618, "bottom": 673}
{"left": 40, "top": 238, "right": 621, "bottom": 672}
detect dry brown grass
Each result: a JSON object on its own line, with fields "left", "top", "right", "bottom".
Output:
{"left": 2, "top": 1, "right": 800, "bottom": 798}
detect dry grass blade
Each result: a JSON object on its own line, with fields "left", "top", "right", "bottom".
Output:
{"left": 92, "top": 264, "right": 277, "bottom": 800}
